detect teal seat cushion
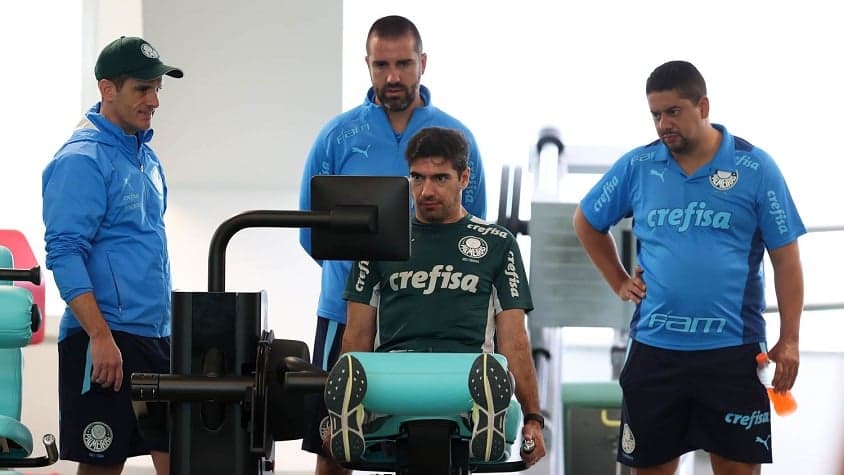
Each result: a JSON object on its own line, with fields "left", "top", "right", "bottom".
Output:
{"left": 0, "top": 287, "right": 33, "bottom": 349}
{"left": 0, "top": 414, "right": 33, "bottom": 459}
{"left": 0, "top": 246, "right": 36, "bottom": 464}
{"left": 351, "top": 352, "right": 508, "bottom": 416}
{"left": 0, "top": 349, "right": 22, "bottom": 421}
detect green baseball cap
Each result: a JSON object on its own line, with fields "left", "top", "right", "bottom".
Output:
{"left": 95, "top": 36, "right": 183, "bottom": 81}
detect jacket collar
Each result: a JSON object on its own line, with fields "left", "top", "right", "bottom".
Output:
{"left": 81, "top": 102, "right": 155, "bottom": 149}
{"left": 365, "top": 84, "right": 431, "bottom": 108}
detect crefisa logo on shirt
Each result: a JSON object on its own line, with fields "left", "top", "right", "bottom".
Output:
{"left": 709, "top": 170, "right": 738, "bottom": 190}
{"left": 458, "top": 236, "right": 488, "bottom": 259}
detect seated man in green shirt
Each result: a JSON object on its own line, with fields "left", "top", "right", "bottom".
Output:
{"left": 329, "top": 126, "right": 546, "bottom": 468}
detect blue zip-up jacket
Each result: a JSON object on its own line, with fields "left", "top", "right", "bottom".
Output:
{"left": 299, "top": 85, "right": 487, "bottom": 323}
{"left": 43, "top": 103, "right": 172, "bottom": 341}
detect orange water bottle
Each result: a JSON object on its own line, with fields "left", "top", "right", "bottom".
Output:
{"left": 755, "top": 352, "right": 797, "bottom": 416}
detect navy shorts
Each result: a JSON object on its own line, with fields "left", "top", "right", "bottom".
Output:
{"left": 58, "top": 329, "right": 170, "bottom": 464}
{"left": 617, "top": 341, "right": 772, "bottom": 468}
{"left": 301, "top": 317, "right": 345, "bottom": 455}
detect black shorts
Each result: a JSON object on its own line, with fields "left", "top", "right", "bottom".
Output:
{"left": 58, "top": 329, "right": 170, "bottom": 464}
{"left": 617, "top": 341, "right": 772, "bottom": 468}
{"left": 301, "top": 317, "right": 345, "bottom": 456}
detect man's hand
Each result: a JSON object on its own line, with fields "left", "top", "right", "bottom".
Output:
{"left": 90, "top": 333, "right": 123, "bottom": 391}
{"left": 520, "top": 420, "right": 546, "bottom": 467}
{"left": 67, "top": 292, "right": 124, "bottom": 391}
{"left": 615, "top": 266, "right": 646, "bottom": 304}
{"left": 767, "top": 339, "right": 799, "bottom": 393}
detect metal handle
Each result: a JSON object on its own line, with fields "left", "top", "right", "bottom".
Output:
{"left": 600, "top": 409, "right": 620, "bottom": 428}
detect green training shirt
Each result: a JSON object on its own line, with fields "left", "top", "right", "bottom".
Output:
{"left": 344, "top": 214, "right": 533, "bottom": 353}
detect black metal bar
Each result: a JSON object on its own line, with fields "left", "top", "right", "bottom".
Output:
{"left": 0, "top": 434, "right": 58, "bottom": 468}
{"left": 621, "top": 230, "right": 633, "bottom": 275}
{"left": 470, "top": 460, "right": 528, "bottom": 473}
{"left": 207, "top": 209, "right": 379, "bottom": 292}
{"left": 405, "top": 420, "right": 453, "bottom": 475}
{"left": 536, "top": 127, "right": 564, "bottom": 157}
{"left": 346, "top": 458, "right": 527, "bottom": 473}
{"left": 511, "top": 167, "right": 522, "bottom": 233}
{"left": 0, "top": 266, "right": 41, "bottom": 284}
{"left": 511, "top": 166, "right": 528, "bottom": 235}
{"left": 283, "top": 372, "right": 327, "bottom": 392}
{"left": 497, "top": 165, "right": 511, "bottom": 227}
{"left": 208, "top": 210, "right": 330, "bottom": 292}
{"left": 131, "top": 373, "right": 253, "bottom": 402}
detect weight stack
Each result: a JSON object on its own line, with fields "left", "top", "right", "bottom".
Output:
{"left": 169, "top": 290, "right": 268, "bottom": 475}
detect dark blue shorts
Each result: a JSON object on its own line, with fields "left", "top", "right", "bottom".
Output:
{"left": 617, "top": 341, "right": 772, "bottom": 468}
{"left": 58, "top": 329, "right": 170, "bottom": 464}
{"left": 301, "top": 317, "right": 345, "bottom": 455}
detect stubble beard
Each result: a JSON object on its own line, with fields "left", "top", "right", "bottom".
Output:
{"left": 417, "top": 199, "right": 461, "bottom": 224}
{"left": 377, "top": 84, "right": 418, "bottom": 112}
{"left": 662, "top": 134, "right": 691, "bottom": 154}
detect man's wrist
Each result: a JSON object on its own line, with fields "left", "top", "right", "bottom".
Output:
{"left": 524, "top": 412, "right": 544, "bottom": 429}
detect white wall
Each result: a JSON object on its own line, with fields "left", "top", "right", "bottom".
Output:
{"left": 141, "top": 0, "right": 342, "bottom": 191}
{"left": 141, "top": 1, "right": 342, "bottom": 471}
{"left": 1, "top": 0, "right": 84, "bottom": 329}
{"left": 140, "top": 0, "right": 341, "bottom": 332}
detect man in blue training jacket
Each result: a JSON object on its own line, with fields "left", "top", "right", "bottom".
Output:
{"left": 297, "top": 15, "right": 487, "bottom": 475}
{"left": 43, "top": 36, "right": 182, "bottom": 475}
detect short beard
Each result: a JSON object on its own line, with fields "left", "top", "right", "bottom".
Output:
{"left": 377, "top": 84, "right": 417, "bottom": 112}
{"left": 663, "top": 135, "right": 690, "bottom": 154}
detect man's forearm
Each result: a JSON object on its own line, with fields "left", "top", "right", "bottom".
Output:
{"left": 771, "top": 242, "right": 804, "bottom": 344}
{"left": 68, "top": 291, "right": 112, "bottom": 339}
{"left": 340, "top": 330, "right": 374, "bottom": 353}
{"left": 572, "top": 207, "right": 629, "bottom": 293}
{"left": 499, "top": 337, "right": 541, "bottom": 414}
{"left": 341, "top": 302, "right": 377, "bottom": 353}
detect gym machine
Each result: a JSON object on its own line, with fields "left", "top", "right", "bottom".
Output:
{"left": 0, "top": 248, "right": 59, "bottom": 471}
{"left": 130, "top": 176, "right": 410, "bottom": 474}
{"left": 497, "top": 128, "right": 634, "bottom": 475}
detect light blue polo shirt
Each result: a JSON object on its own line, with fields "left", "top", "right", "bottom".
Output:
{"left": 580, "top": 124, "right": 805, "bottom": 350}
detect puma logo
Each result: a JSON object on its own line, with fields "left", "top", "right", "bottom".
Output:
{"left": 755, "top": 435, "right": 771, "bottom": 451}
{"left": 649, "top": 168, "right": 666, "bottom": 182}
{"left": 352, "top": 145, "right": 371, "bottom": 158}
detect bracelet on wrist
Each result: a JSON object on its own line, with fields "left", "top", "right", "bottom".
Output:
{"left": 523, "top": 412, "right": 544, "bottom": 429}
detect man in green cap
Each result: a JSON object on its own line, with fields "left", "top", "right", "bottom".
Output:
{"left": 42, "top": 36, "right": 182, "bottom": 475}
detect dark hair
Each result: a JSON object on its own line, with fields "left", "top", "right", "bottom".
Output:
{"left": 405, "top": 127, "right": 469, "bottom": 174}
{"left": 366, "top": 15, "right": 423, "bottom": 54}
{"left": 106, "top": 74, "right": 130, "bottom": 91}
{"left": 646, "top": 60, "right": 707, "bottom": 102}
